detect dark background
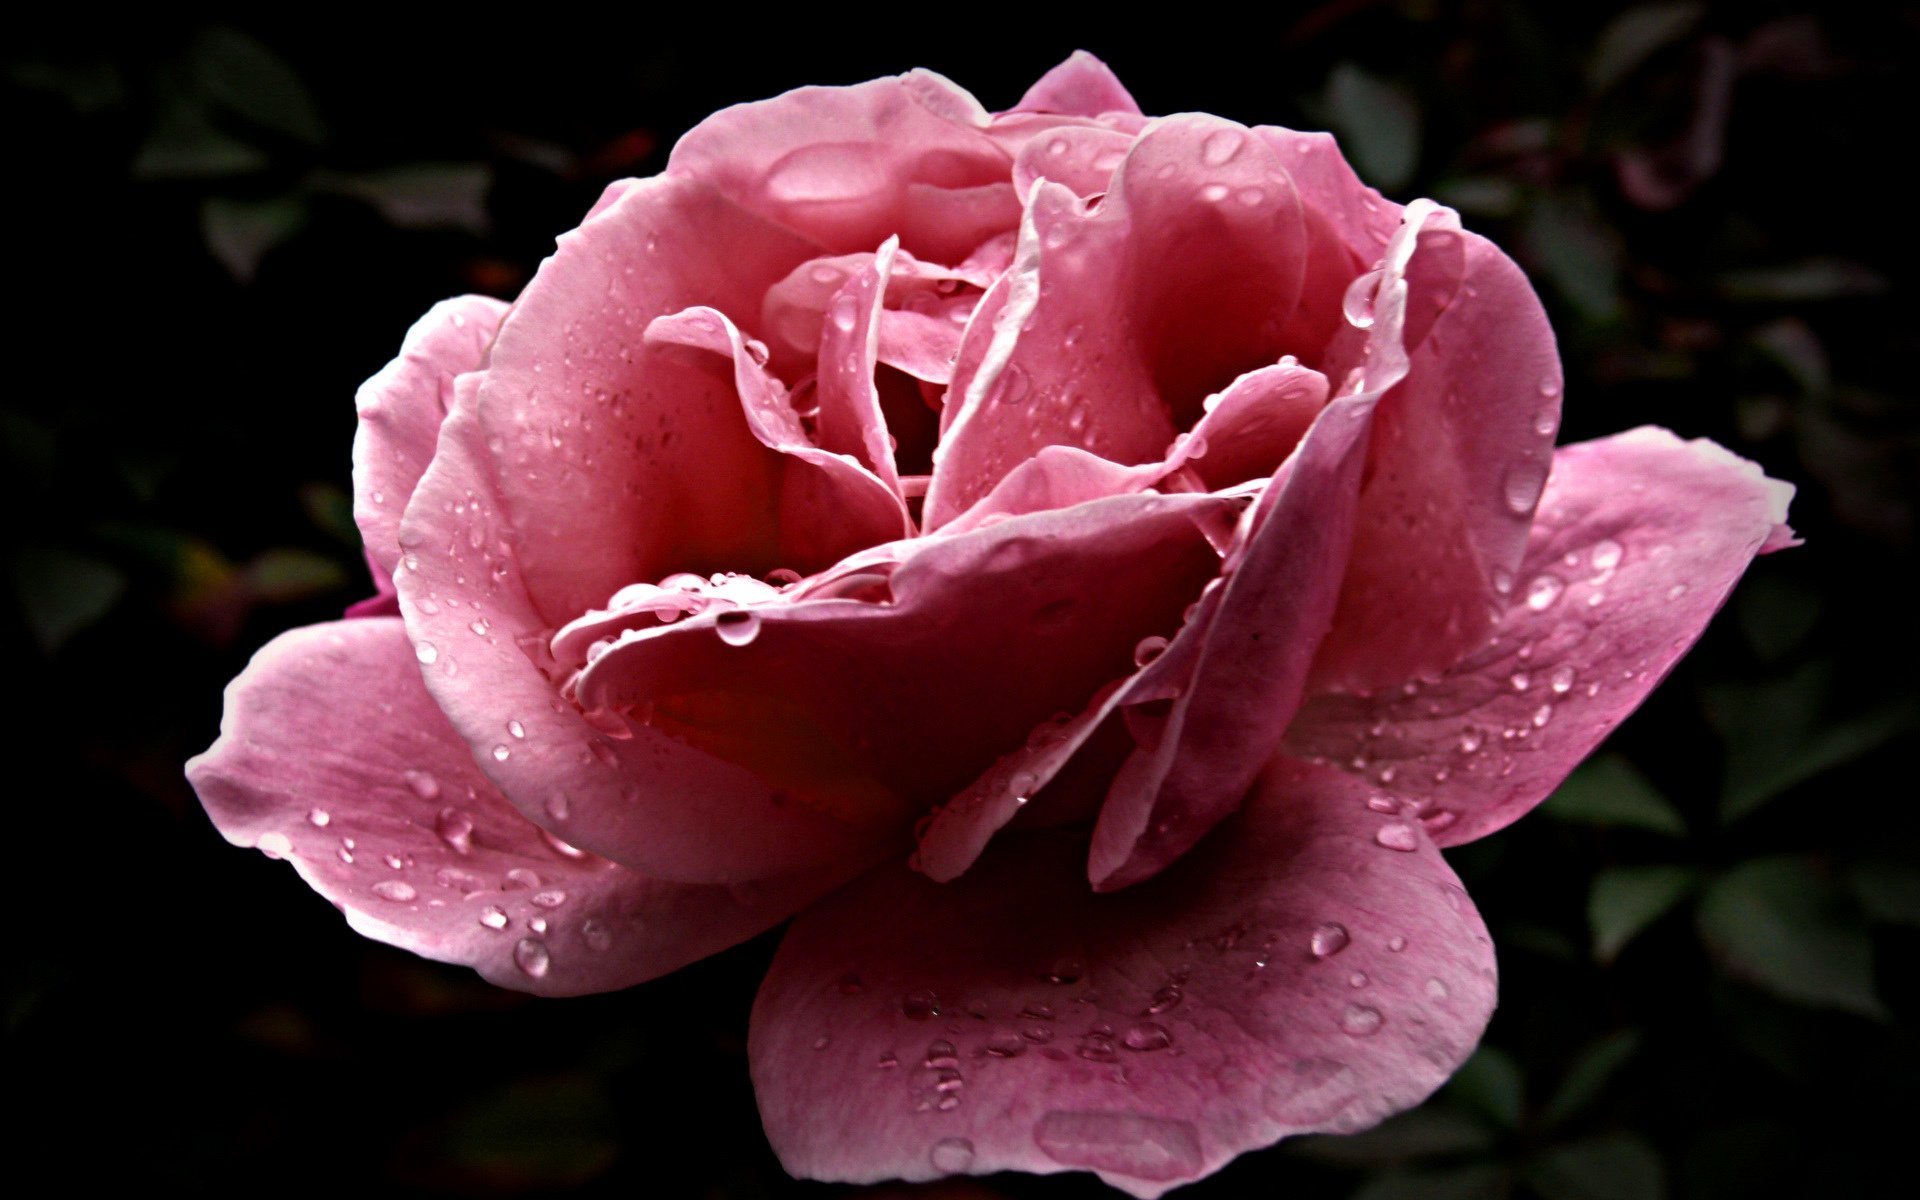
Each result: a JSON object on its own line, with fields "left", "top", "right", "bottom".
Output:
{"left": 7, "top": 3, "right": 1916, "bottom": 1196}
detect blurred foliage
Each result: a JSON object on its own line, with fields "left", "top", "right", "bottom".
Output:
{"left": 6, "top": 2, "right": 1916, "bottom": 1197}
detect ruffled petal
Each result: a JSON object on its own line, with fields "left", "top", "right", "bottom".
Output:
{"left": 1007, "top": 51, "right": 1143, "bottom": 119}
{"left": 351, "top": 295, "right": 507, "bottom": 577}
{"left": 750, "top": 758, "right": 1496, "bottom": 1198}
{"left": 186, "top": 618, "right": 847, "bottom": 996}
{"left": 1286, "top": 426, "right": 1797, "bottom": 846}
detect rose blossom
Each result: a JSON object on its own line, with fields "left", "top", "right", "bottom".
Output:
{"left": 188, "top": 53, "right": 1795, "bottom": 1194}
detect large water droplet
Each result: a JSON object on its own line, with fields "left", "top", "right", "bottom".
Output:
{"left": 1590, "top": 538, "right": 1624, "bottom": 573}
{"left": 513, "top": 937, "right": 551, "bottom": 978}
{"left": 1033, "top": 1111, "right": 1203, "bottom": 1178}
{"left": 1339, "top": 1004, "right": 1384, "bottom": 1036}
{"left": 715, "top": 610, "right": 761, "bottom": 647}
{"left": 930, "top": 1137, "right": 976, "bottom": 1173}
{"left": 1341, "top": 269, "right": 1385, "bottom": 329}
{"left": 1551, "top": 666, "right": 1575, "bottom": 694}
{"left": 491, "top": 744, "right": 512, "bottom": 762}
{"left": 414, "top": 641, "right": 439, "bottom": 665}
{"left": 1375, "top": 823, "right": 1420, "bottom": 852}
{"left": 401, "top": 770, "right": 440, "bottom": 801}
{"left": 1310, "top": 923, "right": 1351, "bottom": 959}
{"left": 581, "top": 918, "right": 613, "bottom": 951}
{"left": 370, "top": 879, "right": 416, "bottom": 903}
{"left": 479, "top": 905, "right": 509, "bottom": 929}
{"left": 1046, "top": 957, "right": 1085, "bottom": 985}
{"left": 307, "top": 808, "right": 331, "bottom": 828}
{"left": 531, "top": 889, "right": 568, "bottom": 909}
{"left": 435, "top": 808, "right": 474, "bottom": 855}
{"left": 1133, "top": 635, "right": 1169, "bottom": 668}
{"left": 1122, "top": 1022, "right": 1172, "bottom": 1052}
{"left": 1146, "top": 985, "right": 1183, "bottom": 1014}
{"left": 1525, "top": 574, "right": 1564, "bottom": 611}
{"left": 1200, "top": 129, "right": 1243, "bottom": 166}
{"left": 902, "top": 990, "right": 940, "bottom": 1020}
{"left": 1502, "top": 462, "right": 1547, "bottom": 515}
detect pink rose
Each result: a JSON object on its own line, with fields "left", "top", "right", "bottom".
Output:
{"left": 189, "top": 53, "right": 1795, "bottom": 1195}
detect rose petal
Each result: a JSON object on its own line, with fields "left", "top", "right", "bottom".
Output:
{"left": 396, "top": 397, "right": 888, "bottom": 883}
{"left": 186, "top": 618, "right": 849, "bottom": 995}
{"left": 926, "top": 116, "right": 1316, "bottom": 528}
{"left": 1308, "top": 226, "right": 1563, "bottom": 693}
{"left": 939, "top": 445, "right": 1162, "bottom": 536}
{"left": 668, "top": 70, "right": 1017, "bottom": 263}
{"left": 467, "top": 174, "right": 825, "bottom": 625}
{"left": 814, "top": 237, "right": 907, "bottom": 498}
{"left": 1007, "top": 51, "right": 1143, "bottom": 119}
{"left": 1011, "top": 125, "right": 1137, "bottom": 202}
{"left": 351, "top": 294, "right": 507, "bottom": 578}
{"left": 1286, "top": 426, "right": 1797, "bottom": 846}
{"left": 750, "top": 757, "right": 1495, "bottom": 1198}
{"left": 1175, "top": 359, "right": 1331, "bottom": 491}
{"left": 576, "top": 492, "right": 1238, "bottom": 819}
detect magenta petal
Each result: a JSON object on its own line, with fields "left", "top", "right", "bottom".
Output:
{"left": 186, "top": 618, "right": 848, "bottom": 996}
{"left": 1088, "top": 386, "right": 1375, "bottom": 892}
{"left": 1178, "top": 359, "right": 1331, "bottom": 490}
{"left": 1009, "top": 51, "right": 1143, "bottom": 118}
{"left": 750, "top": 757, "right": 1495, "bottom": 1197}
{"left": 396, "top": 399, "right": 887, "bottom": 884}
{"left": 1287, "top": 426, "right": 1796, "bottom": 846}
{"left": 926, "top": 117, "right": 1314, "bottom": 528}
{"left": 351, "top": 294, "right": 507, "bottom": 578}
{"left": 667, "top": 70, "right": 1015, "bottom": 262}
{"left": 813, "top": 237, "right": 906, "bottom": 497}
{"left": 939, "top": 446, "right": 1162, "bottom": 536}
{"left": 577, "top": 492, "right": 1237, "bottom": 815}
{"left": 1308, "top": 224, "right": 1562, "bottom": 693}
{"left": 1011, "top": 125, "right": 1137, "bottom": 202}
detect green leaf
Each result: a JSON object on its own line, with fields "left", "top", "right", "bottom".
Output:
{"left": 1353, "top": 1164, "right": 1510, "bottom": 1200}
{"left": 1710, "top": 661, "right": 1918, "bottom": 823}
{"left": 1539, "top": 1030, "right": 1641, "bottom": 1128}
{"left": 1846, "top": 860, "right": 1920, "bottom": 927}
{"left": 1527, "top": 1132, "right": 1665, "bottom": 1200}
{"left": 1731, "top": 572, "right": 1821, "bottom": 663}
{"left": 190, "top": 27, "right": 326, "bottom": 144}
{"left": 1323, "top": 63, "right": 1420, "bottom": 191}
{"left": 299, "top": 482, "right": 360, "bottom": 546}
{"left": 131, "top": 98, "right": 268, "bottom": 179}
{"left": 438, "top": 1074, "right": 618, "bottom": 1188}
{"left": 201, "top": 194, "right": 309, "bottom": 282}
{"left": 315, "top": 164, "right": 491, "bottom": 234}
{"left": 8, "top": 547, "right": 127, "bottom": 653}
{"left": 1522, "top": 193, "right": 1624, "bottom": 322}
{"left": 1588, "top": 3, "right": 1706, "bottom": 91}
{"left": 1445, "top": 1045, "right": 1525, "bottom": 1130}
{"left": 1696, "top": 856, "right": 1885, "bottom": 1019}
{"left": 242, "top": 548, "right": 346, "bottom": 604}
{"left": 1289, "top": 1107, "right": 1496, "bottom": 1166}
{"left": 1590, "top": 865, "right": 1699, "bottom": 962}
{"left": 1543, "top": 755, "right": 1686, "bottom": 836}
{"left": 1716, "top": 257, "right": 1889, "bottom": 303}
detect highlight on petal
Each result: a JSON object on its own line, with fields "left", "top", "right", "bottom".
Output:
{"left": 750, "top": 758, "right": 1496, "bottom": 1198}
{"left": 186, "top": 618, "right": 847, "bottom": 996}
{"left": 351, "top": 294, "right": 507, "bottom": 578}
{"left": 1008, "top": 51, "right": 1143, "bottom": 119}
{"left": 1286, "top": 426, "right": 1797, "bottom": 846}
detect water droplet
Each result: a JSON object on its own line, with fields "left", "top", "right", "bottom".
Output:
{"left": 513, "top": 937, "right": 551, "bottom": 978}
{"left": 256, "top": 831, "right": 291, "bottom": 858}
{"left": 1046, "top": 957, "right": 1085, "bottom": 985}
{"left": 307, "top": 808, "right": 331, "bottom": 828}
{"left": 1666, "top": 583, "right": 1689, "bottom": 601}
{"left": 902, "top": 991, "right": 939, "bottom": 1020}
{"left": 1020, "top": 1002, "right": 1055, "bottom": 1021}
{"left": 1501, "top": 462, "right": 1547, "bottom": 515}
{"left": 414, "top": 641, "right": 438, "bottom": 664}
{"left": 1509, "top": 671, "right": 1530, "bottom": 692}
{"left": 1146, "top": 985, "right": 1183, "bottom": 1014}
{"left": 504, "top": 867, "right": 541, "bottom": 890}
{"left": 1310, "top": 923, "right": 1351, "bottom": 958}
{"left": 1348, "top": 971, "right": 1369, "bottom": 988}
{"left": 1525, "top": 575, "right": 1564, "bottom": 611}
{"left": 1132, "top": 635, "right": 1169, "bottom": 667}
{"left": 479, "top": 905, "right": 509, "bottom": 929}
{"left": 369, "top": 879, "right": 416, "bottom": 903}
{"left": 1033, "top": 1111, "right": 1202, "bottom": 1177}
{"left": 1492, "top": 568, "right": 1514, "bottom": 595}
{"left": 925, "top": 1040, "right": 958, "bottom": 1068}
{"left": 531, "top": 889, "right": 568, "bottom": 908}
{"left": 1339, "top": 1004, "right": 1384, "bottom": 1036}
{"left": 1388, "top": 935, "right": 1408, "bottom": 952}
{"left": 715, "top": 609, "right": 761, "bottom": 646}
{"left": 1550, "top": 666, "right": 1575, "bottom": 694}
{"left": 435, "top": 807, "right": 474, "bottom": 854}
{"left": 581, "top": 918, "right": 613, "bottom": 951}
{"left": 469, "top": 618, "right": 491, "bottom": 637}
{"left": 930, "top": 1137, "right": 975, "bottom": 1173}
{"left": 877, "top": 1052, "right": 898, "bottom": 1068}
{"left": 507, "top": 719, "right": 526, "bottom": 739}
{"left": 1533, "top": 409, "right": 1557, "bottom": 436}
{"left": 993, "top": 362, "right": 1031, "bottom": 405}
{"left": 1538, "top": 375, "right": 1562, "bottom": 398}
{"left": 544, "top": 790, "right": 571, "bottom": 821}
{"left": 1532, "top": 704, "right": 1553, "bottom": 728}
{"left": 1200, "top": 128, "right": 1243, "bottom": 166}
{"left": 1424, "top": 977, "right": 1450, "bottom": 1001}
{"left": 812, "top": 1035, "right": 831, "bottom": 1051}
{"left": 1342, "top": 269, "right": 1384, "bottom": 329}
{"left": 491, "top": 744, "right": 512, "bottom": 762}
{"left": 1375, "top": 823, "right": 1420, "bottom": 852}
{"left": 829, "top": 294, "right": 858, "bottom": 334}
{"left": 985, "top": 1032, "right": 1027, "bottom": 1058}
{"left": 1458, "top": 729, "right": 1483, "bottom": 754}
{"left": 1123, "top": 1022, "right": 1172, "bottom": 1052}
{"left": 1591, "top": 538, "right": 1624, "bottom": 572}
{"left": 1076, "top": 1033, "right": 1119, "bottom": 1063}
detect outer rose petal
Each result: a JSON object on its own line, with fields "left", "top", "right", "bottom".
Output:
{"left": 351, "top": 294, "right": 508, "bottom": 577}
{"left": 397, "top": 398, "right": 887, "bottom": 884}
{"left": 1008, "top": 51, "right": 1144, "bottom": 119}
{"left": 1308, "top": 227, "right": 1563, "bottom": 692}
{"left": 471, "top": 174, "right": 825, "bottom": 626}
{"left": 751, "top": 758, "right": 1496, "bottom": 1198}
{"left": 667, "top": 70, "right": 1018, "bottom": 263}
{"left": 185, "top": 618, "right": 846, "bottom": 996}
{"left": 1286, "top": 426, "right": 1796, "bottom": 845}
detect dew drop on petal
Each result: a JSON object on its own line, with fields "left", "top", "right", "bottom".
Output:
{"left": 1310, "top": 923, "right": 1351, "bottom": 959}
{"left": 1375, "top": 823, "right": 1420, "bottom": 852}
{"left": 371, "top": 879, "right": 416, "bottom": 903}
{"left": 1122, "top": 1022, "right": 1173, "bottom": 1052}
{"left": 1339, "top": 1004, "right": 1384, "bottom": 1036}
{"left": 479, "top": 905, "right": 509, "bottom": 929}
{"left": 930, "top": 1137, "right": 975, "bottom": 1173}
{"left": 513, "top": 937, "right": 551, "bottom": 978}
{"left": 715, "top": 610, "right": 761, "bottom": 646}
{"left": 401, "top": 770, "right": 440, "bottom": 800}
{"left": 1525, "top": 575, "right": 1564, "bottom": 611}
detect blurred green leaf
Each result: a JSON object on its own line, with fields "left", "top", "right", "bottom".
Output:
{"left": 1527, "top": 1132, "right": 1666, "bottom": 1200}
{"left": 8, "top": 547, "right": 127, "bottom": 653}
{"left": 1588, "top": 3, "right": 1706, "bottom": 91}
{"left": 1323, "top": 63, "right": 1420, "bottom": 192}
{"left": 1731, "top": 572, "right": 1821, "bottom": 663}
{"left": 437, "top": 1074, "right": 618, "bottom": 1188}
{"left": 1289, "top": 1107, "right": 1497, "bottom": 1166}
{"left": 1748, "top": 318, "right": 1830, "bottom": 398}
{"left": 131, "top": 98, "right": 268, "bottom": 179}
{"left": 1539, "top": 1030, "right": 1641, "bottom": 1129}
{"left": 1434, "top": 176, "right": 1520, "bottom": 218}
{"left": 1543, "top": 755, "right": 1686, "bottom": 836}
{"left": 315, "top": 164, "right": 492, "bottom": 233}
{"left": 201, "top": 194, "right": 309, "bottom": 282}
{"left": 1709, "top": 662, "right": 1918, "bottom": 823}
{"left": 1522, "top": 193, "right": 1624, "bottom": 321}
{"left": 1590, "top": 865, "right": 1700, "bottom": 962}
{"left": 1696, "top": 856, "right": 1885, "bottom": 1019}
{"left": 189, "top": 26, "right": 326, "bottom": 144}
{"left": 1446, "top": 1045, "right": 1524, "bottom": 1130}
{"left": 242, "top": 547, "right": 346, "bottom": 604}
{"left": 1847, "top": 860, "right": 1920, "bottom": 927}
{"left": 1716, "top": 257, "right": 1889, "bottom": 303}
{"left": 1353, "top": 1163, "right": 1510, "bottom": 1200}
{"left": 299, "top": 482, "right": 360, "bottom": 546}
{"left": 8, "top": 60, "right": 124, "bottom": 112}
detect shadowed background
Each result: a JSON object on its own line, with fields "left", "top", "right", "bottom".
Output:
{"left": 7, "top": 3, "right": 1916, "bottom": 1196}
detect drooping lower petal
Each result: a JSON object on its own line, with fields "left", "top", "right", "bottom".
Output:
{"left": 186, "top": 618, "right": 849, "bottom": 996}
{"left": 750, "top": 758, "right": 1496, "bottom": 1198}
{"left": 351, "top": 294, "right": 507, "bottom": 578}
{"left": 1286, "top": 426, "right": 1796, "bottom": 846}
